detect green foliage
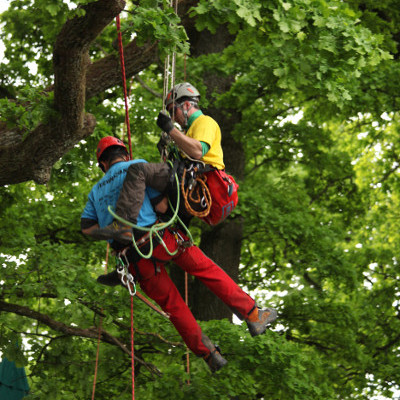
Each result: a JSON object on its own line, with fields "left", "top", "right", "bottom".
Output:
{"left": 0, "top": 88, "right": 56, "bottom": 135}
{"left": 0, "top": 0, "right": 188, "bottom": 87}
{"left": 127, "top": 0, "right": 189, "bottom": 57}
{"left": 135, "top": 320, "right": 337, "bottom": 400}
{"left": 207, "top": 0, "right": 393, "bottom": 114}
{"left": 2, "top": 0, "right": 400, "bottom": 399}
{"left": 191, "top": 0, "right": 262, "bottom": 33}
{"left": 0, "top": 0, "right": 73, "bottom": 85}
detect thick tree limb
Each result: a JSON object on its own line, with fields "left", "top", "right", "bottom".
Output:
{"left": 0, "top": 117, "right": 96, "bottom": 185}
{"left": 85, "top": 40, "right": 159, "bottom": 100}
{"left": 0, "top": 0, "right": 197, "bottom": 186}
{"left": 0, "top": 299, "right": 162, "bottom": 376}
{"left": 0, "top": 0, "right": 126, "bottom": 185}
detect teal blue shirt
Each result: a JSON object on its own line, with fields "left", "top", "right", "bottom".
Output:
{"left": 81, "top": 160, "right": 159, "bottom": 229}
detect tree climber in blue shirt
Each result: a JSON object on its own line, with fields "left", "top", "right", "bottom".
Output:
{"left": 81, "top": 136, "right": 278, "bottom": 373}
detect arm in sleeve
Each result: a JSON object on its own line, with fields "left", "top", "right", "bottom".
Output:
{"left": 189, "top": 117, "right": 219, "bottom": 146}
{"left": 81, "top": 193, "right": 100, "bottom": 236}
{"left": 169, "top": 127, "right": 203, "bottom": 159}
{"left": 200, "top": 141, "right": 210, "bottom": 156}
{"left": 115, "top": 162, "right": 171, "bottom": 223}
{"left": 81, "top": 218, "right": 100, "bottom": 236}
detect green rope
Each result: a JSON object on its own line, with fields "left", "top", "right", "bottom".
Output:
{"left": 158, "top": 159, "right": 194, "bottom": 243}
{"left": 168, "top": 200, "right": 194, "bottom": 244}
{"left": 108, "top": 169, "right": 193, "bottom": 258}
{"left": 109, "top": 205, "right": 175, "bottom": 259}
{"left": 163, "top": 159, "right": 194, "bottom": 244}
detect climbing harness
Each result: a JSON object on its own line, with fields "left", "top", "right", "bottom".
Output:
{"left": 158, "top": 132, "right": 239, "bottom": 225}
{"left": 107, "top": 167, "right": 194, "bottom": 258}
{"left": 157, "top": 136, "right": 213, "bottom": 219}
{"left": 107, "top": 151, "right": 197, "bottom": 258}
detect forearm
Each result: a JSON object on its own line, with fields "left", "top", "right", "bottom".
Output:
{"left": 81, "top": 220, "right": 100, "bottom": 237}
{"left": 169, "top": 127, "right": 203, "bottom": 159}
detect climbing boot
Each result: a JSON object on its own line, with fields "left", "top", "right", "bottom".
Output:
{"left": 89, "top": 220, "right": 132, "bottom": 244}
{"left": 201, "top": 333, "right": 227, "bottom": 373}
{"left": 97, "top": 270, "right": 122, "bottom": 287}
{"left": 203, "top": 347, "right": 228, "bottom": 373}
{"left": 246, "top": 306, "right": 278, "bottom": 337}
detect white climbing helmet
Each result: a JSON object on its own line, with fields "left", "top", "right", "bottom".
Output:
{"left": 165, "top": 82, "right": 200, "bottom": 108}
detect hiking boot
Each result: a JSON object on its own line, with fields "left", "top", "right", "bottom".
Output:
{"left": 89, "top": 220, "right": 132, "bottom": 243}
{"left": 201, "top": 333, "right": 228, "bottom": 373}
{"left": 97, "top": 270, "right": 122, "bottom": 286}
{"left": 203, "top": 347, "right": 228, "bottom": 373}
{"left": 246, "top": 307, "right": 278, "bottom": 337}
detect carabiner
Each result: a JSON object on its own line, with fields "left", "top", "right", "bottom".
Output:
{"left": 116, "top": 254, "right": 137, "bottom": 297}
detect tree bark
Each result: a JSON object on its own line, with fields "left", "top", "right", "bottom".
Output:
{"left": 0, "top": 0, "right": 126, "bottom": 186}
{"left": 0, "top": 0, "right": 245, "bottom": 322}
{"left": 0, "top": 300, "right": 160, "bottom": 373}
{"left": 176, "top": 25, "right": 246, "bottom": 321}
{"left": 0, "top": 0, "right": 196, "bottom": 186}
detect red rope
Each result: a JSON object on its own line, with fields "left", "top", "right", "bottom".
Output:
{"left": 116, "top": 14, "right": 135, "bottom": 400}
{"left": 183, "top": 52, "right": 191, "bottom": 384}
{"left": 130, "top": 296, "right": 135, "bottom": 399}
{"left": 185, "top": 271, "right": 190, "bottom": 384}
{"left": 116, "top": 15, "right": 133, "bottom": 160}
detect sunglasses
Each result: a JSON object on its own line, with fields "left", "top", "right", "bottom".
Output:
{"left": 168, "top": 104, "right": 180, "bottom": 116}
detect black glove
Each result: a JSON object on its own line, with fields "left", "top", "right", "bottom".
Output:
{"left": 157, "top": 131, "right": 171, "bottom": 159}
{"left": 157, "top": 110, "right": 174, "bottom": 134}
{"left": 157, "top": 135, "right": 168, "bottom": 156}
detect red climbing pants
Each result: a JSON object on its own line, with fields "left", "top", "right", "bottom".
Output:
{"left": 128, "top": 228, "right": 256, "bottom": 357}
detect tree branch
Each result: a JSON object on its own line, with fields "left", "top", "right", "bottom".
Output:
{"left": 0, "top": 0, "right": 126, "bottom": 186}
{"left": 134, "top": 75, "right": 162, "bottom": 99}
{"left": 0, "top": 0, "right": 202, "bottom": 186}
{"left": 0, "top": 299, "right": 162, "bottom": 376}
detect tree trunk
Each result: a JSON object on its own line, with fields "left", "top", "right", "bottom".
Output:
{"left": 183, "top": 26, "right": 245, "bottom": 321}
{"left": 192, "top": 105, "right": 244, "bottom": 321}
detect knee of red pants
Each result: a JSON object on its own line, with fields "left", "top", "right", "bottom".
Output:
{"left": 138, "top": 267, "right": 210, "bottom": 356}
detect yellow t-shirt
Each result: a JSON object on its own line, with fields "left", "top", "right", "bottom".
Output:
{"left": 186, "top": 112, "right": 225, "bottom": 170}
